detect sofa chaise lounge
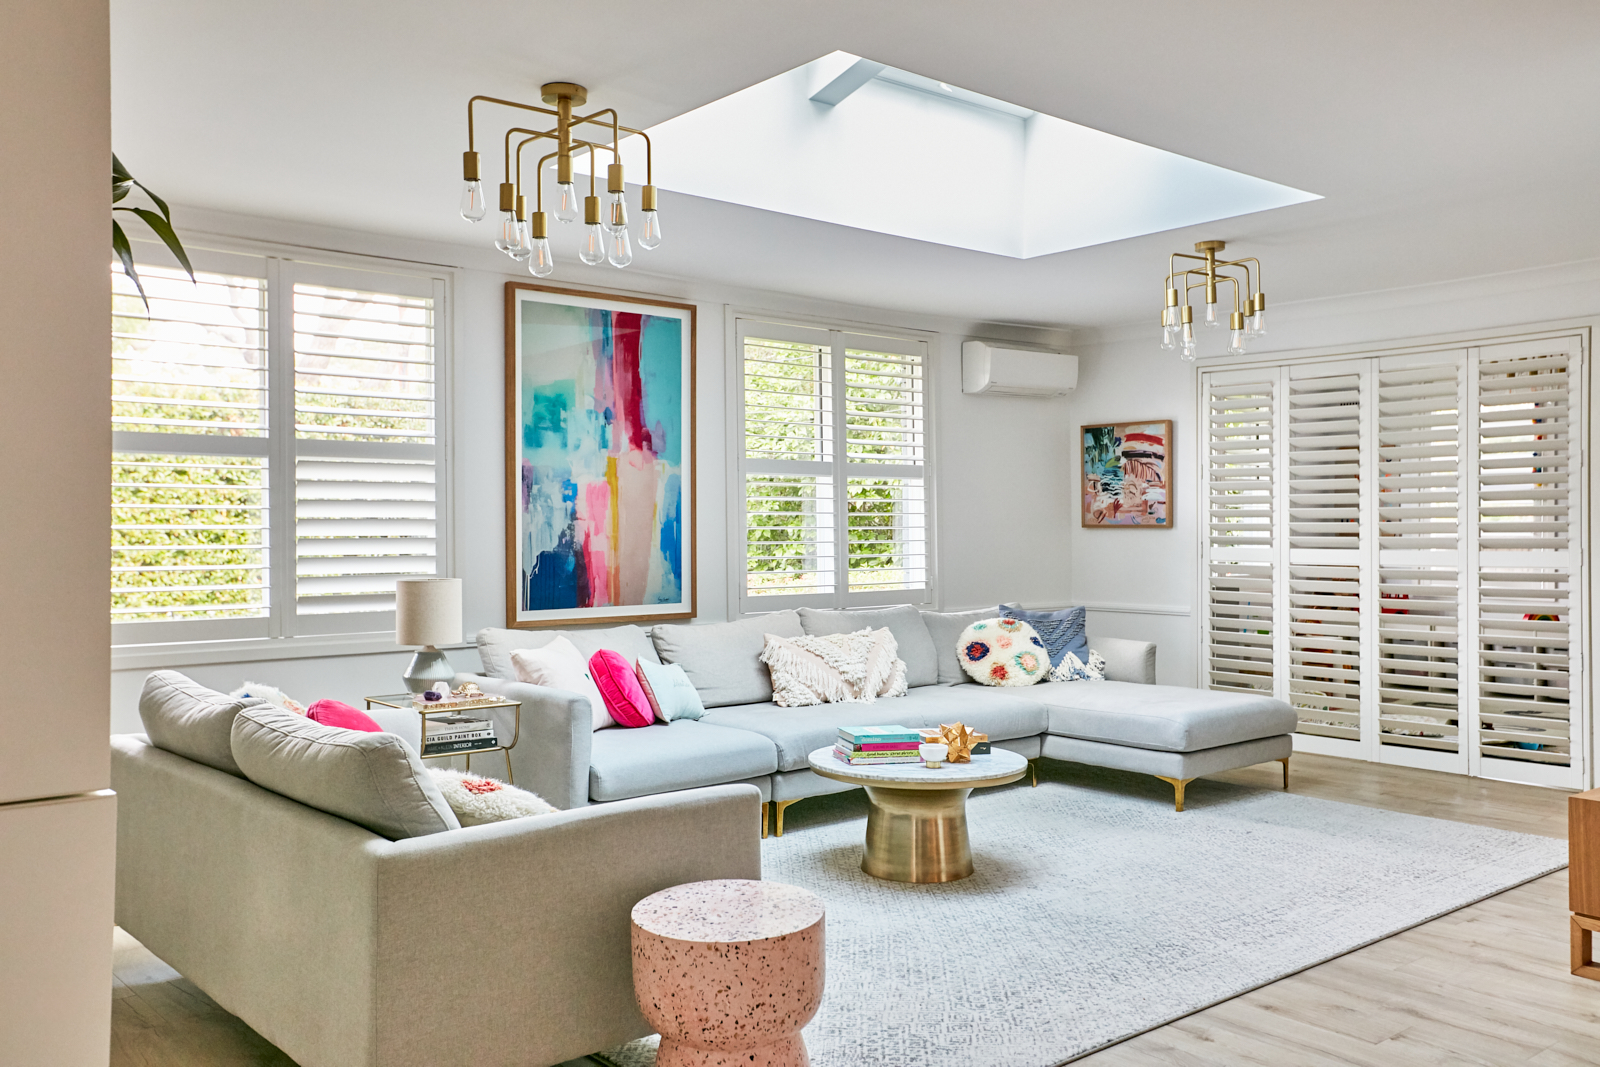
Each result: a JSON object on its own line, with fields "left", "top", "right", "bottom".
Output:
{"left": 453, "top": 606, "right": 1298, "bottom": 832}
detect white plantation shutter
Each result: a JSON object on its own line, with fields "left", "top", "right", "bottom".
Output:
{"left": 1201, "top": 335, "right": 1585, "bottom": 789}
{"left": 736, "top": 320, "right": 932, "bottom": 611}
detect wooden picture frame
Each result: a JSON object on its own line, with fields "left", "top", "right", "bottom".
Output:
{"left": 1080, "top": 419, "right": 1173, "bottom": 527}
{"left": 504, "top": 282, "right": 697, "bottom": 627}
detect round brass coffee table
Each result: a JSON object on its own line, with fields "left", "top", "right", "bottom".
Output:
{"left": 807, "top": 747, "right": 1027, "bottom": 884}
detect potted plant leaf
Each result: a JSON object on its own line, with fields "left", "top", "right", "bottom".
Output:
{"left": 113, "top": 154, "right": 193, "bottom": 308}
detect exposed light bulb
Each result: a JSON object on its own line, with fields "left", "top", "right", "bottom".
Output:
{"left": 605, "top": 190, "right": 627, "bottom": 232}
{"left": 1160, "top": 326, "right": 1176, "bottom": 352}
{"left": 1230, "top": 327, "right": 1246, "bottom": 354}
{"left": 529, "top": 238, "right": 554, "bottom": 277}
{"left": 580, "top": 223, "right": 607, "bottom": 265}
{"left": 608, "top": 225, "right": 633, "bottom": 268}
{"left": 495, "top": 210, "right": 520, "bottom": 255}
{"left": 1179, "top": 344, "right": 1198, "bottom": 363}
{"left": 1252, "top": 307, "right": 1267, "bottom": 334}
{"left": 459, "top": 180, "right": 487, "bottom": 222}
{"left": 555, "top": 182, "right": 580, "bottom": 223}
{"left": 1181, "top": 321, "right": 1196, "bottom": 356}
{"left": 509, "top": 218, "right": 532, "bottom": 261}
{"left": 1204, "top": 300, "right": 1221, "bottom": 327}
{"left": 638, "top": 209, "right": 662, "bottom": 250}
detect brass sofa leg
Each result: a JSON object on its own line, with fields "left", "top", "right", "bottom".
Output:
{"left": 1028, "top": 759, "right": 1038, "bottom": 787}
{"left": 1154, "top": 775, "right": 1193, "bottom": 812}
{"left": 761, "top": 802, "right": 769, "bottom": 839}
{"left": 1280, "top": 756, "right": 1290, "bottom": 790}
{"left": 773, "top": 799, "right": 799, "bottom": 837}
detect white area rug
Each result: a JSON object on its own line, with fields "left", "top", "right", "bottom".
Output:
{"left": 602, "top": 766, "right": 1566, "bottom": 1067}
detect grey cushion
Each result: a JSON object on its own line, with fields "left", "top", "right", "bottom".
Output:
{"left": 476, "top": 624, "right": 661, "bottom": 680}
{"left": 138, "top": 670, "right": 267, "bottom": 777}
{"left": 650, "top": 610, "right": 804, "bottom": 708}
{"left": 1033, "top": 680, "right": 1296, "bottom": 753}
{"left": 798, "top": 606, "right": 939, "bottom": 688}
{"left": 700, "top": 686, "right": 1048, "bottom": 772}
{"left": 920, "top": 609, "right": 1000, "bottom": 685}
{"left": 588, "top": 721, "right": 778, "bottom": 802}
{"left": 229, "top": 704, "right": 460, "bottom": 839}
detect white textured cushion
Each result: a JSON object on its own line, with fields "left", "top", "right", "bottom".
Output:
{"left": 759, "top": 628, "right": 907, "bottom": 708}
{"left": 139, "top": 670, "right": 267, "bottom": 777}
{"left": 510, "top": 635, "right": 610, "bottom": 731}
{"left": 651, "top": 610, "right": 805, "bottom": 708}
{"left": 958, "top": 618, "right": 1050, "bottom": 687}
{"left": 229, "top": 704, "right": 460, "bottom": 839}
{"left": 428, "top": 768, "right": 557, "bottom": 825}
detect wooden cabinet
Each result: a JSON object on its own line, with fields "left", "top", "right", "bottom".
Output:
{"left": 1570, "top": 787, "right": 1600, "bottom": 980}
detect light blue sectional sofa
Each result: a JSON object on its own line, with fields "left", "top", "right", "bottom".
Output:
{"left": 453, "top": 605, "right": 1298, "bottom": 832}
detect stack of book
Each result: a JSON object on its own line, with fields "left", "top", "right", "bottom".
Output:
{"left": 834, "top": 725, "right": 923, "bottom": 765}
{"left": 421, "top": 715, "right": 499, "bottom": 756}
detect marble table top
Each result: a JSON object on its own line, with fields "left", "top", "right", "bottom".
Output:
{"left": 807, "top": 746, "right": 1028, "bottom": 788}
{"left": 632, "top": 879, "right": 824, "bottom": 943}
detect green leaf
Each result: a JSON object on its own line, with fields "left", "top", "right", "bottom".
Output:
{"left": 131, "top": 179, "right": 172, "bottom": 223}
{"left": 112, "top": 220, "right": 149, "bottom": 311}
{"left": 127, "top": 206, "right": 195, "bottom": 282}
{"left": 112, "top": 153, "right": 133, "bottom": 203}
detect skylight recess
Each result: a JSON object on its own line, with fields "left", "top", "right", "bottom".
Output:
{"left": 598, "top": 52, "right": 1319, "bottom": 258}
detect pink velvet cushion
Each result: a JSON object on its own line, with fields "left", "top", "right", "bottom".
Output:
{"left": 589, "top": 650, "right": 654, "bottom": 728}
{"left": 305, "top": 699, "right": 384, "bottom": 732}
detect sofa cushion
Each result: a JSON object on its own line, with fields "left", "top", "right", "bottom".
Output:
{"left": 510, "top": 637, "right": 610, "bottom": 731}
{"left": 651, "top": 610, "right": 805, "bottom": 708}
{"left": 700, "top": 686, "right": 1048, "bottom": 772}
{"left": 590, "top": 649, "right": 654, "bottom": 728}
{"left": 230, "top": 704, "right": 461, "bottom": 839}
{"left": 305, "top": 699, "right": 383, "bottom": 732}
{"left": 1000, "top": 604, "right": 1088, "bottom": 670}
{"left": 920, "top": 609, "right": 998, "bottom": 685}
{"left": 588, "top": 721, "right": 779, "bottom": 802}
{"left": 636, "top": 660, "right": 706, "bottom": 722}
{"left": 138, "top": 670, "right": 267, "bottom": 777}
{"left": 799, "top": 606, "right": 939, "bottom": 688}
{"left": 475, "top": 624, "right": 661, "bottom": 680}
{"left": 1033, "top": 680, "right": 1296, "bottom": 753}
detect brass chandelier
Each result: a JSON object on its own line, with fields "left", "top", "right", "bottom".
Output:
{"left": 1160, "top": 240, "right": 1266, "bottom": 361}
{"left": 458, "top": 82, "right": 660, "bottom": 276}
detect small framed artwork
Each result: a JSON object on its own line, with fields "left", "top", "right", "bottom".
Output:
{"left": 1080, "top": 420, "right": 1172, "bottom": 527}
{"left": 505, "top": 283, "right": 696, "bottom": 627}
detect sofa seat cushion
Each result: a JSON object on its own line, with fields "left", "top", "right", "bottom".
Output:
{"left": 588, "top": 721, "right": 779, "bottom": 802}
{"left": 700, "top": 686, "right": 1048, "bottom": 772}
{"left": 1034, "top": 681, "right": 1296, "bottom": 753}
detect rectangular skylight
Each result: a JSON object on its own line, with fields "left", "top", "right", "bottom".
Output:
{"left": 601, "top": 52, "right": 1320, "bottom": 258}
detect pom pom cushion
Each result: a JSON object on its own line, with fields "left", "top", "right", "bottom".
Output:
{"left": 635, "top": 660, "right": 706, "bottom": 722}
{"left": 958, "top": 618, "right": 1050, "bottom": 687}
{"left": 589, "top": 649, "right": 654, "bottom": 728}
{"left": 305, "top": 699, "right": 383, "bottom": 732}
{"left": 229, "top": 682, "right": 306, "bottom": 715}
{"left": 429, "top": 768, "right": 557, "bottom": 825}
{"left": 999, "top": 604, "right": 1088, "bottom": 671}
{"left": 760, "top": 627, "right": 908, "bottom": 708}
{"left": 510, "top": 635, "right": 611, "bottom": 730}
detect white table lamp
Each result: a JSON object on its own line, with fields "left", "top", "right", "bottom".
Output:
{"left": 396, "top": 578, "right": 463, "bottom": 693}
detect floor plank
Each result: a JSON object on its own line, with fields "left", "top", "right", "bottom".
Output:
{"left": 110, "top": 753, "right": 1598, "bottom": 1066}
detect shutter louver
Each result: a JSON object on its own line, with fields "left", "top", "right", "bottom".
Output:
{"left": 1377, "top": 362, "right": 1462, "bottom": 549}
{"left": 1289, "top": 565, "right": 1362, "bottom": 739}
{"left": 1479, "top": 569, "right": 1571, "bottom": 766}
{"left": 1205, "top": 375, "right": 1278, "bottom": 698}
{"left": 1477, "top": 352, "right": 1571, "bottom": 551}
{"left": 1377, "top": 567, "right": 1460, "bottom": 751}
{"left": 294, "top": 457, "right": 437, "bottom": 614}
{"left": 844, "top": 345, "right": 926, "bottom": 595}
{"left": 745, "top": 474, "right": 836, "bottom": 596}
{"left": 1206, "top": 564, "right": 1275, "bottom": 693}
{"left": 1207, "top": 383, "right": 1275, "bottom": 548}
{"left": 1288, "top": 374, "right": 1361, "bottom": 549}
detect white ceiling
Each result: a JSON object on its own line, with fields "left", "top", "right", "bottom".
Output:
{"left": 111, "top": 0, "right": 1600, "bottom": 330}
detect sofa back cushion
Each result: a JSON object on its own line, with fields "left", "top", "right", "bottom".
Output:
{"left": 230, "top": 704, "right": 460, "bottom": 840}
{"left": 798, "top": 605, "right": 938, "bottom": 688}
{"left": 139, "top": 670, "right": 266, "bottom": 777}
{"left": 919, "top": 609, "right": 1001, "bottom": 685}
{"left": 475, "top": 624, "right": 661, "bottom": 680}
{"left": 651, "top": 610, "right": 805, "bottom": 708}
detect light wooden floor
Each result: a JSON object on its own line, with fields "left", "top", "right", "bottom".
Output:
{"left": 110, "top": 753, "right": 1595, "bottom": 1067}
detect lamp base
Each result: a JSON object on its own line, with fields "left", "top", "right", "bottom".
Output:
{"left": 403, "top": 646, "right": 455, "bottom": 693}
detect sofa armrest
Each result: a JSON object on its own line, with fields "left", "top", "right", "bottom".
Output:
{"left": 366, "top": 783, "right": 762, "bottom": 1066}
{"left": 454, "top": 672, "right": 594, "bottom": 810}
{"left": 1093, "top": 636, "right": 1156, "bottom": 685}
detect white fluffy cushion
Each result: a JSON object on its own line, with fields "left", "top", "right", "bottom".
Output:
{"left": 759, "top": 627, "right": 908, "bottom": 708}
{"left": 429, "top": 768, "right": 558, "bottom": 825}
{"left": 509, "top": 635, "right": 611, "bottom": 731}
{"left": 1051, "top": 649, "right": 1108, "bottom": 682}
{"left": 957, "top": 618, "right": 1050, "bottom": 687}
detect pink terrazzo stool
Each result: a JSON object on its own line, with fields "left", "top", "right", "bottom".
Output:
{"left": 631, "top": 879, "right": 825, "bottom": 1067}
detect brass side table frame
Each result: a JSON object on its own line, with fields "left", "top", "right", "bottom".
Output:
{"left": 807, "top": 748, "right": 1027, "bottom": 884}
{"left": 365, "top": 694, "right": 521, "bottom": 784}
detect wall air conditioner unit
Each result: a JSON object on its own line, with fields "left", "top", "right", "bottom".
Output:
{"left": 961, "top": 340, "right": 1078, "bottom": 397}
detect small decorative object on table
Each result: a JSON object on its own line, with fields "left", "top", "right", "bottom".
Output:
{"left": 926, "top": 722, "right": 987, "bottom": 763}
{"left": 365, "top": 691, "right": 523, "bottom": 784}
{"left": 918, "top": 742, "right": 948, "bottom": 768}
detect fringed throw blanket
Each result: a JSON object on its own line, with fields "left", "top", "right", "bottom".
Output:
{"left": 760, "top": 628, "right": 908, "bottom": 707}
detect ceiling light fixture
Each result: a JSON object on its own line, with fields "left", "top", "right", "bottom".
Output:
{"left": 458, "top": 82, "right": 660, "bottom": 276}
{"left": 1161, "top": 240, "right": 1266, "bottom": 361}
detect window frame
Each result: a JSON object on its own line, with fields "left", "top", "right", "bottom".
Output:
{"left": 111, "top": 236, "right": 453, "bottom": 651}
{"left": 728, "top": 310, "right": 937, "bottom": 617}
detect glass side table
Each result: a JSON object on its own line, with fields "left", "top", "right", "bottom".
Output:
{"left": 364, "top": 694, "right": 522, "bottom": 784}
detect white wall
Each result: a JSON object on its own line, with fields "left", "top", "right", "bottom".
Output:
{"left": 110, "top": 208, "right": 1078, "bottom": 731}
{"left": 1067, "top": 257, "right": 1600, "bottom": 707}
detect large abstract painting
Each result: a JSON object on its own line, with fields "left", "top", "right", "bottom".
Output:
{"left": 1081, "top": 419, "right": 1173, "bottom": 527}
{"left": 505, "top": 284, "right": 695, "bottom": 626}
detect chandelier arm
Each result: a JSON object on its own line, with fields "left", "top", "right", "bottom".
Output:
{"left": 467, "top": 95, "right": 560, "bottom": 154}
{"left": 1230, "top": 257, "right": 1263, "bottom": 298}
{"left": 572, "top": 110, "right": 654, "bottom": 185}
{"left": 513, "top": 131, "right": 559, "bottom": 201}
{"left": 533, "top": 151, "right": 558, "bottom": 211}
{"left": 1215, "top": 258, "right": 1255, "bottom": 299}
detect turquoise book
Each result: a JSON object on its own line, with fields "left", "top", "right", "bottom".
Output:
{"left": 837, "top": 725, "right": 921, "bottom": 744}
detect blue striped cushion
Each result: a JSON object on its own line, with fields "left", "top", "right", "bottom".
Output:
{"left": 999, "top": 604, "right": 1087, "bottom": 670}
